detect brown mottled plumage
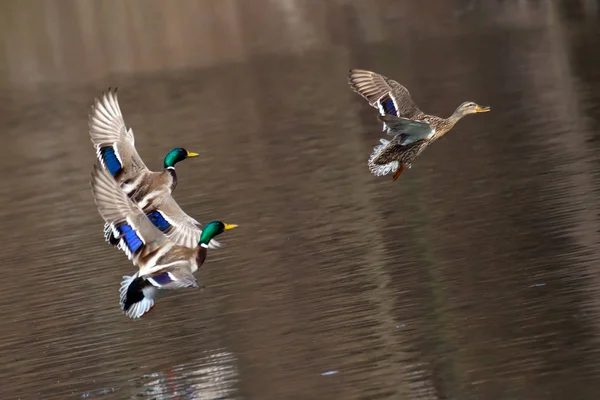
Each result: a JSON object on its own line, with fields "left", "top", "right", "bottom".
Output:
{"left": 348, "top": 69, "right": 490, "bottom": 181}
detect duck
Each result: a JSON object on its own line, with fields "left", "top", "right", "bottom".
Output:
{"left": 90, "top": 164, "right": 238, "bottom": 319}
{"left": 89, "top": 88, "right": 220, "bottom": 249}
{"left": 348, "top": 69, "right": 490, "bottom": 181}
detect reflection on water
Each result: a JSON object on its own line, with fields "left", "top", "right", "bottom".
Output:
{"left": 2, "top": 1, "right": 600, "bottom": 399}
{"left": 80, "top": 348, "right": 237, "bottom": 399}
{"left": 129, "top": 349, "right": 238, "bottom": 399}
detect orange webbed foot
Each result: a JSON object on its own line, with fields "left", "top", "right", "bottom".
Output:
{"left": 143, "top": 304, "right": 156, "bottom": 316}
{"left": 392, "top": 163, "right": 404, "bottom": 181}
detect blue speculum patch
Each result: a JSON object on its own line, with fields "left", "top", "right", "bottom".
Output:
{"left": 117, "top": 224, "right": 143, "bottom": 253}
{"left": 100, "top": 146, "right": 122, "bottom": 176}
{"left": 146, "top": 210, "right": 171, "bottom": 231}
{"left": 381, "top": 98, "right": 398, "bottom": 116}
{"left": 150, "top": 272, "right": 173, "bottom": 286}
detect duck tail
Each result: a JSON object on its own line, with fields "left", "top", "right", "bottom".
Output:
{"left": 120, "top": 272, "right": 157, "bottom": 319}
{"left": 368, "top": 138, "right": 400, "bottom": 177}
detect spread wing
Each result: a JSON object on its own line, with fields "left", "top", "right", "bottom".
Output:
{"left": 348, "top": 69, "right": 423, "bottom": 120}
{"left": 148, "top": 196, "right": 221, "bottom": 249}
{"left": 89, "top": 89, "right": 149, "bottom": 180}
{"left": 90, "top": 163, "right": 168, "bottom": 265}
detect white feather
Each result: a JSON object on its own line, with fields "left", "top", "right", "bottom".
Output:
{"left": 141, "top": 257, "right": 187, "bottom": 277}
{"left": 369, "top": 161, "right": 399, "bottom": 177}
{"left": 367, "top": 139, "right": 399, "bottom": 177}
{"left": 146, "top": 277, "right": 160, "bottom": 287}
{"left": 160, "top": 211, "right": 222, "bottom": 250}
{"left": 376, "top": 99, "right": 385, "bottom": 116}
{"left": 167, "top": 272, "right": 178, "bottom": 281}
{"left": 120, "top": 273, "right": 157, "bottom": 319}
{"left": 126, "top": 297, "right": 155, "bottom": 319}
{"left": 95, "top": 146, "right": 106, "bottom": 168}
{"left": 112, "top": 142, "right": 123, "bottom": 167}
{"left": 127, "top": 127, "right": 135, "bottom": 144}
{"left": 390, "top": 96, "right": 400, "bottom": 117}
{"left": 103, "top": 222, "right": 113, "bottom": 242}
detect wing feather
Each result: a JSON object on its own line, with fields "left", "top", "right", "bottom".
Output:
{"left": 152, "top": 196, "right": 221, "bottom": 249}
{"left": 348, "top": 69, "right": 423, "bottom": 119}
{"left": 90, "top": 163, "right": 168, "bottom": 263}
{"left": 89, "top": 89, "right": 148, "bottom": 178}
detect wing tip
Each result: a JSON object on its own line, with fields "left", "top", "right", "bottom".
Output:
{"left": 348, "top": 68, "right": 370, "bottom": 75}
{"left": 89, "top": 87, "right": 121, "bottom": 116}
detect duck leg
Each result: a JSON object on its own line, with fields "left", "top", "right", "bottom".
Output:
{"left": 392, "top": 163, "right": 404, "bottom": 181}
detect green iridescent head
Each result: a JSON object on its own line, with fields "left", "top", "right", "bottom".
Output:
{"left": 199, "top": 221, "right": 238, "bottom": 246}
{"left": 163, "top": 148, "right": 199, "bottom": 168}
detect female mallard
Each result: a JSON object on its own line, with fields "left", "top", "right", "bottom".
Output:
{"left": 348, "top": 69, "right": 490, "bottom": 181}
{"left": 90, "top": 164, "right": 238, "bottom": 319}
{"left": 89, "top": 88, "right": 220, "bottom": 249}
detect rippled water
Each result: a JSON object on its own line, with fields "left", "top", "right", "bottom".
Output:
{"left": 2, "top": 1, "right": 600, "bottom": 399}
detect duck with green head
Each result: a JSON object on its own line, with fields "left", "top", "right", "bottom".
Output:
{"left": 348, "top": 69, "right": 490, "bottom": 181}
{"left": 89, "top": 88, "right": 221, "bottom": 249}
{"left": 91, "top": 165, "right": 238, "bottom": 319}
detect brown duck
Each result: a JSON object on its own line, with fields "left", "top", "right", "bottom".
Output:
{"left": 348, "top": 69, "right": 490, "bottom": 181}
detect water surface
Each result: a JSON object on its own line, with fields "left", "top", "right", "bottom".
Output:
{"left": 1, "top": 1, "right": 600, "bottom": 399}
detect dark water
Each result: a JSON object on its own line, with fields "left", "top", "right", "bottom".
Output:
{"left": 2, "top": 1, "right": 600, "bottom": 399}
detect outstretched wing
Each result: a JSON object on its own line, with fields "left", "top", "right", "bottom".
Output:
{"left": 89, "top": 89, "right": 149, "bottom": 180}
{"left": 348, "top": 69, "right": 423, "bottom": 120}
{"left": 147, "top": 196, "right": 221, "bottom": 249}
{"left": 90, "top": 163, "right": 168, "bottom": 265}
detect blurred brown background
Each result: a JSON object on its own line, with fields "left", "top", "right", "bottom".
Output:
{"left": 1, "top": 0, "right": 600, "bottom": 399}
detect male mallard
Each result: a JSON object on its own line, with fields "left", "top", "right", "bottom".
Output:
{"left": 90, "top": 164, "right": 238, "bottom": 319}
{"left": 348, "top": 69, "right": 490, "bottom": 181}
{"left": 89, "top": 88, "right": 220, "bottom": 249}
